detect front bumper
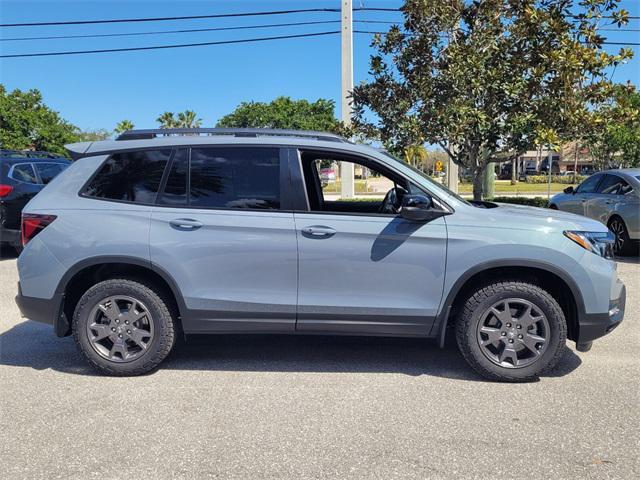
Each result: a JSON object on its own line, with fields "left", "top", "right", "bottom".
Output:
{"left": 576, "top": 282, "right": 626, "bottom": 344}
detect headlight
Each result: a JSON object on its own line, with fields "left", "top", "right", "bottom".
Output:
{"left": 564, "top": 231, "right": 615, "bottom": 259}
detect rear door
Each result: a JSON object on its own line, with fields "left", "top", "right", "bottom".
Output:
{"left": 291, "top": 149, "right": 447, "bottom": 336}
{"left": 150, "top": 146, "right": 298, "bottom": 333}
{"left": 2, "top": 162, "right": 42, "bottom": 230}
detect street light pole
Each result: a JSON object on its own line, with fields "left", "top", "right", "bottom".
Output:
{"left": 340, "top": 0, "right": 355, "bottom": 198}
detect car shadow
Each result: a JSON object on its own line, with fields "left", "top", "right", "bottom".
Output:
{"left": 0, "top": 246, "right": 19, "bottom": 260}
{"left": 616, "top": 256, "right": 639, "bottom": 265}
{"left": 0, "top": 320, "right": 582, "bottom": 381}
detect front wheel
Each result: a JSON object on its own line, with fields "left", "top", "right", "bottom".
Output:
{"left": 456, "top": 280, "right": 567, "bottom": 382}
{"left": 73, "top": 279, "right": 176, "bottom": 376}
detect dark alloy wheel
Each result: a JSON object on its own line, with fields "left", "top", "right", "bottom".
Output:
{"left": 608, "top": 217, "right": 631, "bottom": 256}
{"left": 456, "top": 280, "right": 567, "bottom": 382}
{"left": 73, "top": 279, "right": 176, "bottom": 376}
{"left": 476, "top": 298, "right": 549, "bottom": 368}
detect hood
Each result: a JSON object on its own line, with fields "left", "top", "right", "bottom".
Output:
{"left": 484, "top": 202, "right": 608, "bottom": 233}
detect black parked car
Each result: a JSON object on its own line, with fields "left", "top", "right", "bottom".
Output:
{"left": 0, "top": 150, "right": 70, "bottom": 252}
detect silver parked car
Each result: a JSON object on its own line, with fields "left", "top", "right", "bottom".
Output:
{"left": 15, "top": 129, "right": 626, "bottom": 381}
{"left": 550, "top": 169, "right": 640, "bottom": 255}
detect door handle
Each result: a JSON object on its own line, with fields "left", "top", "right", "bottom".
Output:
{"left": 301, "top": 225, "right": 336, "bottom": 238}
{"left": 169, "top": 218, "right": 203, "bottom": 230}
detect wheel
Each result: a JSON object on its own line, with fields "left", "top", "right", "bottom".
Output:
{"left": 456, "top": 280, "right": 567, "bottom": 382}
{"left": 72, "top": 279, "right": 176, "bottom": 376}
{"left": 549, "top": 204, "right": 558, "bottom": 210}
{"left": 608, "top": 217, "right": 635, "bottom": 256}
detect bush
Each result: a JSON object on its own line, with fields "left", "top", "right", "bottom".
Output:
{"left": 489, "top": 196, "right": 549, "bottom": 208}
{"left": 524, "top": 175, "right": 586, "bottom": 184}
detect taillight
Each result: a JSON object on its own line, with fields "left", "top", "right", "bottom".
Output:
{"left": 21, "top": 213, "right": 57, "bottom": 246}
{"left": 0, "top": 184, "right": 14, "bottom": 197}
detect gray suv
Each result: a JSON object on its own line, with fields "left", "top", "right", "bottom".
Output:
{"left": 15, "top": 129, "right": 626, "bottom": 381}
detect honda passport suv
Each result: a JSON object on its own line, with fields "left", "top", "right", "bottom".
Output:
{"left": 15, "top": 129, "right": 626, "bottom": 381}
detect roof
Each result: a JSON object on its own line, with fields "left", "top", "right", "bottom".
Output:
{"left": 65, "top": 128, "right": 378, "bottom": 160}
{"left": 0, "top": 149, "right": 70, "bottom": 162}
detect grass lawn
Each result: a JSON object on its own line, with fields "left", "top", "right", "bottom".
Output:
{"left": 458, "top": 180, "right": 575, "bottom": 194}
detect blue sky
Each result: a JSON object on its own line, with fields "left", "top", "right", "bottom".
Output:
{"left": 1, "top": 0, "right": 638, "bottom": 132}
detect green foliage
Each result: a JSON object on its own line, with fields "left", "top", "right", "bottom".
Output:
{"left": 75, "top": 129, "right": 112, "bottom": 141}
{"left": 217, "top": 96, "right": 338, "bottom": 131}
{"left": 490, "top": 196, "right": 549, "bottom": 208}
{"left": 0, "top": 85, "right": 79, "bottom": 155}
{"left": 524, "top": 175, "right": 586, "bottom": 184}
{"left": 156, "top": 110, "right": 201, "bottom": 129}
{"left": 351, "top": 0, "right": 633, "bottom": 200}
{"left": 114, "top": 120, "right": 134, "bottom": 134}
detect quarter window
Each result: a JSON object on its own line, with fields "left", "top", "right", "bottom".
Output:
{"left": 9, "top": 163, "right": 38, "bottom": 184}
{"left": 83, "top": 149, "right": 171, "bottom": 203}
{"left": 188, "top": 147, "right": 280, "bottom": 209}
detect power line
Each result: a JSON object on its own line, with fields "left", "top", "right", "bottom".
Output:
{"left": 0, "top": 7, "right": 400, "bottom": 28}
{"left": 0, "top": 31, "right": 340, "bottom": 58}
{"left": 0, "top": 20, "right": 342, "bottom": 42}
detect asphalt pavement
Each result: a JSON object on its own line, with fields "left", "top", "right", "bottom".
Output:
{"left": 1, "top": 249, "right": 638, "bottom": 479}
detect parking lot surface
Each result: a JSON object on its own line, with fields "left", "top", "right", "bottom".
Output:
{"left": 1, "top": 251, "right": 638, "bottom": 479}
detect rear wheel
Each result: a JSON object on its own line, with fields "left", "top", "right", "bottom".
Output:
{"left": 456, "top": 280, "right": 566, "bottom": 382}
{"left": 72, "top": 279, "right": 176, "bottom": 376}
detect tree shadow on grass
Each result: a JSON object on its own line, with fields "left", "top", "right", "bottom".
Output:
{"left": 0, "top": 320, "right": 582, "bottom": 382}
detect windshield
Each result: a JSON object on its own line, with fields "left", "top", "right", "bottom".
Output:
{"left": 378, "top": 150, "right": 471, "bottom": 205}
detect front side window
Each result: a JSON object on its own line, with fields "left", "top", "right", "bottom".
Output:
{"left": 9, "top": 163, "right": 38, "bottom": 184}
{"left": 83, "top": 149, "right": 171, "bottom": 203}
{"left": 576, "top": 174, "right": 602, "bottom": 194}
{"left": 35, "top": 162, "right": 67, "bottom": 184}
{"left": 188, "top": 147, "right": 280, "bottom": 209}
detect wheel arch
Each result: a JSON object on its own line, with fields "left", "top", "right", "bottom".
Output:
{"left": 435, "top": 260, "right": 585, "bottom": 347}
{"left": 54, "top": 256, "right": 186, "bottom": 337}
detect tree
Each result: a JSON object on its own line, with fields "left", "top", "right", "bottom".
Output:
{"left": 156, "top": 112, "right": 177, "bottom": 129}
{"left": 0, "top": 85, "right": 79, "bottom": 155}
{"left": 351, "top": 0, "right": 633, "bottom": 200}
{"left": 217, "top": 96, "right": 338, "bottom": 131}
{"left": 114, "top": 120, "right": 134, "bottom": 134}
{"left": 589, "top": 84, "right": 640, "bottom": 168}
{"left": 176, "top": 110, "right": 202, "bottom": 128}
{"left": 75, "top": 129, "right": 112, "bottom": 141}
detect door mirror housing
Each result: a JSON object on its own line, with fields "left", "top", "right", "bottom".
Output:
{"left": 564, "top": 186, "right": 575, "bottom": 194}
{"left": 400, "top": 194, "right": 443, "bottom": 221}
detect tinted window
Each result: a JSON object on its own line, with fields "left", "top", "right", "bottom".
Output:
{"left": 159, "top": 149, "right": 188, "bottom": 205}
{"left": 10, "top": 163, "right": 38, "bottom": 184}
{"left": 83, "top": 149, "right": 171, "bottom": 203}
{"left": 35, "top": 162, "right": 67, "bottom": 184}
{"left": 576, "top": 174, "right": 601, "bottom": 194}
{"left": 597, "top": 174, "right": 630, "bottom": 195}
{"left": 189, "top": 147, "right": 280, "bottom": 209}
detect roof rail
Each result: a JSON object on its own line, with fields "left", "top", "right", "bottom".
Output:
{"left": 115, "top": 128, "right": 347, "bottom": 143}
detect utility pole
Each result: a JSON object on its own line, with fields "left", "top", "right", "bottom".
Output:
{"left": 340, "top": 0, "right": 355, "bottom": 198}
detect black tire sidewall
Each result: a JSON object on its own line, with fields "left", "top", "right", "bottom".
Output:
{"left": 73, "top": 279, "right": 174, "bottom": 375}
{"left": 458, "top": 283, "right": 566, "bottom": 381}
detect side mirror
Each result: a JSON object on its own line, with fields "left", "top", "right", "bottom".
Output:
{"left": 564, "top": 186, "right": 574, "bottom": 194}
{"left": 400, "top": 194, "right": 434, "bottom": 221}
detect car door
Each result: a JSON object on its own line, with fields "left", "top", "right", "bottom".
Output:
{"left": 561, "top": 173, "right": 603, "bottom": 215}
{"left": 149, "top": 146, "right": 298, "bottom": 334}
{"left": 291, "top": 149, "right": 448, "bottom": 336}
{"left": 585, "top": 174, "right": 622, "bottom": 224}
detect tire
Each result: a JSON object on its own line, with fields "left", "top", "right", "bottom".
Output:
{"left": 456, "top": 280, "right": 567, "bottom": 382}
{"left": 72, "top": 279, "right": 176, "bottom": 376}
{"left": 549, "top": 204, "right": 558, "bottom": 210}
{"left": 608, "top": 216, "right": 636, "bottom": 256}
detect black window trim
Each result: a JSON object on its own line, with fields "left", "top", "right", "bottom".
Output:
{"left": 287, "top": 146, "right": 455, "bottom": 217}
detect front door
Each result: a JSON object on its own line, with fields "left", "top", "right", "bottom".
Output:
{"left": 293, "top": 151, "right": 447, "bottom": 336}
{"left": 150, "top": 146, "right": 298, "bottom": 333}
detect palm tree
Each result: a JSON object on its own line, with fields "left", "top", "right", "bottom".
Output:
{"left": 404, "top": 144, "right": 429, "bottom": 169}
{"left": 156, "top": 112, "right": 177, "bottom": 129}
{"left": 177, "top": 110, "right": 202, "bottom": 128}
{"left": 114, "top": 119, "right": 134, "bottom": 134}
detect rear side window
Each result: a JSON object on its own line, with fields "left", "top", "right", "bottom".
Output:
{"left": 9, "top": 163, "right": 38, "bottom": 184}
{"left": 160, "top": 147, "right": 281, "bottom": 209}
{"left": 83, "top": 149, "right": 171, "bottom": 203}
{"left": 35, "top": 162, "right": 67, "bottom": 184}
